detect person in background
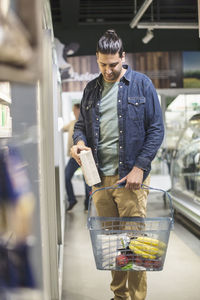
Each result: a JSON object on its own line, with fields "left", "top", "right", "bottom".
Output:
{"left": 63, "top": 103, "right": 90, "bottom": 212}
{"left": 71, "top": 29, "right": 164, "bottom": 300}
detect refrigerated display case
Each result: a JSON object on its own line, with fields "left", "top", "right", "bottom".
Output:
{"left": 170, "top": 114, "right": 200, "bottom": 226}
{"left": 165, "top": 94, "right": 200, "bottom": 149}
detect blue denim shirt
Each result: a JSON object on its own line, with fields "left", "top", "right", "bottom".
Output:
{"left": 73, "top": 65, "right": 164, "bottom": 181}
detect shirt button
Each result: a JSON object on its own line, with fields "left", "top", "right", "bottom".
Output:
{"left": 96, "top": 118, "right": 99, "bottom": 121}
{"left": 135, "top": 103, "right": 138, "bottom": 106}
{"left": 96, "top": 133, "right": 98, "bottom": 136}
{"left": 119, "top": 115, "right": 122, "bottom": 118}
{"left": 118, "top": 100, "right": 121, "bottom": 102}
{"left": 120, "top": 86, "right": 122, "bottom": 88}
{"left": 120, "top": 146, "right": 122, "bottom": 149}
{"left": 120, "top": 161, "right": 123, "bottom": 164}
{"left": 120, "top": 130, "right": 123, "bottom": 134}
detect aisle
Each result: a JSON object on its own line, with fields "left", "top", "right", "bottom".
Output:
{"left": 62, "top": 191, "right": 200, "bottom": 300}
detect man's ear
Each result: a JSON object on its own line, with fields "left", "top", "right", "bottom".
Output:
{"left": 96, "top": 52, "right": 99, "bottom": 60}
{"left": 121, "top": 52, "right": 126, "bottom": 63}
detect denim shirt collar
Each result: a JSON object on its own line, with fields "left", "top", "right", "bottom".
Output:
{"left": 96, "top": 64, "right": 131, "bottom": 88}
{"left": 122, "top": 64, "right": 131, "bottom": 83}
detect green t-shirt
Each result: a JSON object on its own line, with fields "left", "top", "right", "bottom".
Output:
{"left": 98, "top": 80, "right": 119, "bottom": 175}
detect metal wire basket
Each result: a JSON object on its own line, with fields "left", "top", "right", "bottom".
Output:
{"left": 87, "top": 184, "right": 174, "bottom": 271}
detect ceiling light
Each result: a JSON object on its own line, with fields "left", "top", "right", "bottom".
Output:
{"left": 63, "top": 43, "right": 80, "bottom": 57}
{"left": 129, "top": 0, "right": 153, "bottom": 29}
{"left": 142, "top": 29, "right": 154, "bottom": 44}
{"left": 138, "top": 22, "right": 198, "bottom": 29}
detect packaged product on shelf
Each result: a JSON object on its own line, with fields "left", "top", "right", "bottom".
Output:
{"left": 0, "top": 5, "right": 33, "bottom": 66}
{"left": 0, "top": 145, "right": 36, "bottom": 289}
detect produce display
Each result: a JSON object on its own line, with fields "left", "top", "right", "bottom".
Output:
{"left": 115, "top": 236, "right": 167, "bottom": 271}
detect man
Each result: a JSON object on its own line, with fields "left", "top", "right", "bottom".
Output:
{"left": 63, "top": 103, "right": 90, "bottom": 212}
{"left": 71, "top": 29, "right": 164, "bottom": 300}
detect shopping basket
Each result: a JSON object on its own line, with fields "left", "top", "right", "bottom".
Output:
{"left": 87, "top": 184, "right": 174, "bottom": 272}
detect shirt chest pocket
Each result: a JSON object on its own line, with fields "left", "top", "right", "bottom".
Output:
{"left": 128, "top": 97, "right": 146, "bottom": 121}
{"left": 83, "top": 101, "right": 93, "bottom": 119}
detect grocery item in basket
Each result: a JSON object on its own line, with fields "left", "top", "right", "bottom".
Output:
{"left": 96, "top": 234, "right": 131, "bottom": 268}
{"left": 116, "top": 254, "right": 129, "bottom": 267}
{"left": 129, "top": 245, "right": 156, "bottom": 260}
{"left": 121, "top": 262, "right": 135, "bottom": 270}
{"left": 79, "top": 150, "right": 101, "bottom": 186}
{"left": 129, "top": 240, "right": 164, "bottom": 257}
{"left": 97, "top": 234, "right": 130, "bottom": 251}
{"left": 120, "top": 235, "right": 130, "bottom": 249}
{"left": 136, "top": 236, "right": 166, "bottom": 249}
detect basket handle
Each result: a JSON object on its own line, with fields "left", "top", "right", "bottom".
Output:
{"left": 141, "top": 184, "right": 174, "bottom": 224}
{"left": 88, "top": 183, "right": 174, "bottom": 225}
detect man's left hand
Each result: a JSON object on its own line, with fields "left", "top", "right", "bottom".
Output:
{"left": 117, "top": 166, "right": 144, "bottom": 190}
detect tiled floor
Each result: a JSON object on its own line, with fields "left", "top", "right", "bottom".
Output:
{"left": 62, "top": 181, "right": 200, "bottom": 300}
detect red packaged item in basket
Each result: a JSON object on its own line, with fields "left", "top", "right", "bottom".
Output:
{"left": 116, "top": 254, "right": 129, "bottom": 267}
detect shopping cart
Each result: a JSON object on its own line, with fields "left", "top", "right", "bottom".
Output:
{"left": 87, "top": 184, "right": 174, "bottom": 271}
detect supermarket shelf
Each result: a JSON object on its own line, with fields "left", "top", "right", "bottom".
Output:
{"left": 0, "top": 290, "right": 43, "bottom": 300}
{"left": 171, "top": 191, "right": 200, "bottom": 227}
{"left": 0, "top": 129, "right": 12, "bottom": 138}
{"left": 0, "top": 91, "right": 12, "bottom": 104}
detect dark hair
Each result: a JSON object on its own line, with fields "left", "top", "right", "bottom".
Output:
{"left": 74, "top": 103, "right": 80, "bottom": 109}
{"left": 96, "top": 29, "right": 124, "bottom": 57}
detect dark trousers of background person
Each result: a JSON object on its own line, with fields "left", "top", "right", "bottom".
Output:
{"left": 65, "top": 157, "right": 91, "bottom": 210}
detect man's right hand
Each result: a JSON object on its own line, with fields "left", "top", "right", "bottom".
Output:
{"left": 70, "top": 142, "right": 91, "bottom": 165}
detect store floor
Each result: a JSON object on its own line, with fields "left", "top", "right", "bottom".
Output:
{"left": 62, "top": 176, "right": 200, "bottom": 300}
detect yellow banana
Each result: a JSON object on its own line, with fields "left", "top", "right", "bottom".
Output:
{"left": 129, "top": 240, "right": 164, "bottom": 257}
{"left": 129, "top": 244, "right": 156, "bottom": 259}
{"left": 136, "top": 236, "right": 166, "bottom": 249}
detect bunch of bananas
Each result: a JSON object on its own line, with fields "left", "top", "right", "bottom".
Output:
{"left": 129, "top": 236, "right": 166, "bottom": 260}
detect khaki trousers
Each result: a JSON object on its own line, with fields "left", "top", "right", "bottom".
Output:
{"left": 92, "top": 175, "right": 150, "bottom": 300}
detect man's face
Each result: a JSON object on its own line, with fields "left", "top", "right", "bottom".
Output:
{"left": 96, "top": 52, "right": 125, "bottom": 82}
